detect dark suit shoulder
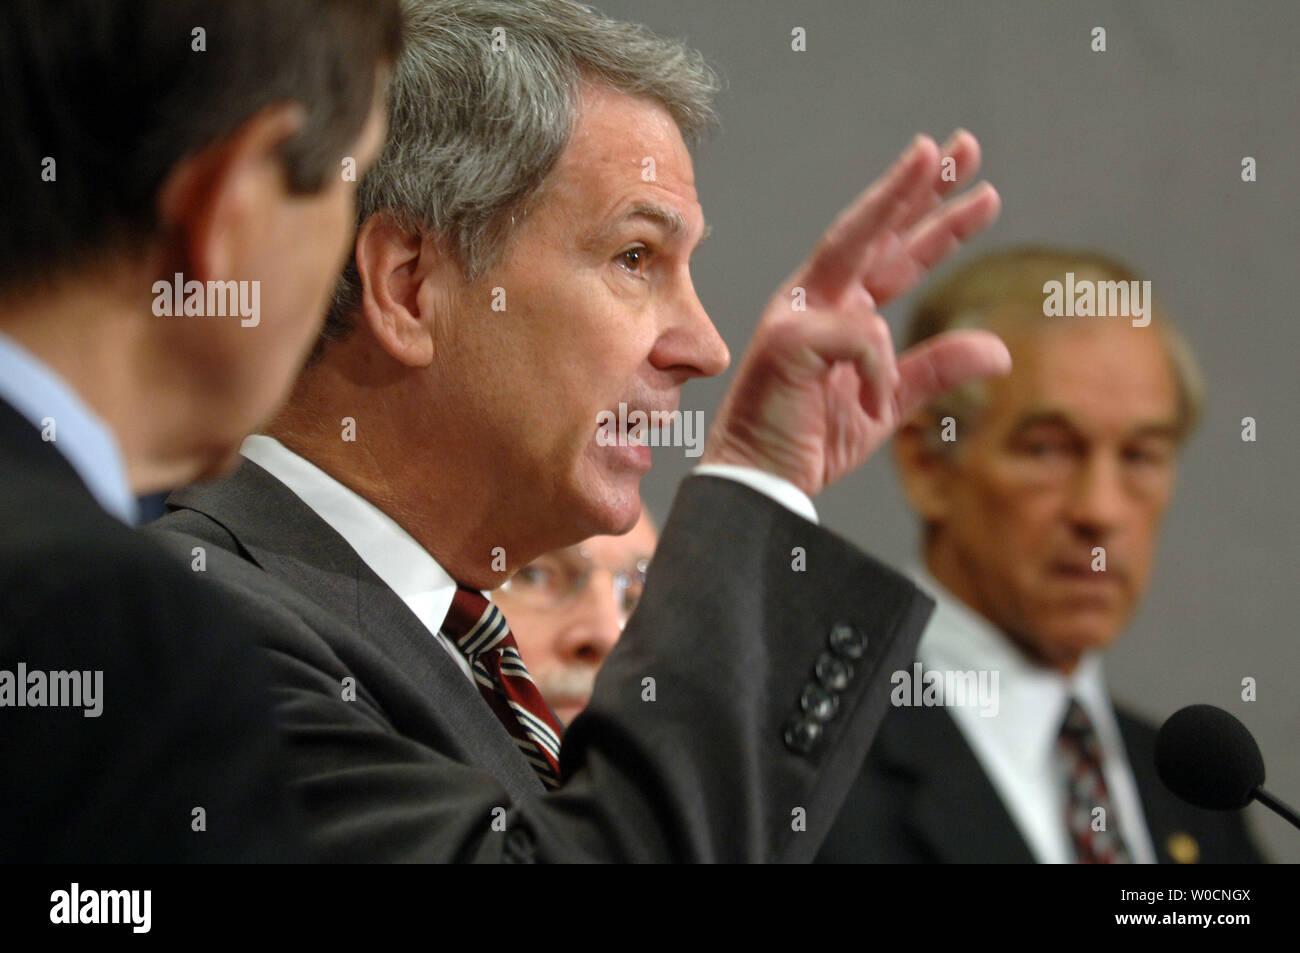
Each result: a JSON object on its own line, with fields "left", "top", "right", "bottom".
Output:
{"left": 0, "top": 433, "right": 302, "bottom": 861}
{"left": 149, "top": 502, "right": 241, "bottom": 552}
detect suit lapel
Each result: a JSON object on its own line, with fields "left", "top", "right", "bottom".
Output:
{"left": 1116, "top": 709, "right": 1193, "bottom": 864}
{"left": 877, "top": 705, "right": 1036, "bottom": 863}
{"left": 166, "top": 459, "right": 543, "bottom": 800}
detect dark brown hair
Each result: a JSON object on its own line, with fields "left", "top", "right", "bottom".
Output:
{"left": 0, "top": 0, "right": 404, "bottom": 292}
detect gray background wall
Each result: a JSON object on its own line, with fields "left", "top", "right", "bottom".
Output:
{"left": 590, "top": 0, "right": 1299, "bottom": 861}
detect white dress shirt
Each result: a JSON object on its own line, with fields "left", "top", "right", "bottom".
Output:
{"left": 241, "top": 434, "right": 476, "bottom": 681}
{"left": 693, "top": 463, "right": 818, "bottom": 524}
{"left": 911, "top": 565, "right": 1157, "bottom": 864}
{"left": 0, "top": 330, "right": 137, "bottom": 524}
{"left": 241, "top": 435, "right": 820, "bottom": 684}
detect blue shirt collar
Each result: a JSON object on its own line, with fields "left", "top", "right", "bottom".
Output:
{"left": 0, "top": 330, "right": 138, "bottom": 524}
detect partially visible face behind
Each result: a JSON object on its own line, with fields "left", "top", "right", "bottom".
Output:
{"left": 185, "top": 81, "right": 389, "bottom": 480}
{"left": 927, "top": 318, "right": 1182, "bottom": 672}
{"left": 430, "top": 83, "right": 729, "bottom": 550}
{"left": 494, "top": 512, "right": 658, "bottom": 726}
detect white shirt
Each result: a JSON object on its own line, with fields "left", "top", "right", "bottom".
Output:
{"left": 911, "top": 565, "right": 1157, "bottom": 864}
{"left": 242, "top": 434, "right": 476, "bottom": 681}
{"left": 0, "top": 330, "right": 137, "bottom": 524}
{"left": 241, "top": 435, "right": 819, "bottom": 684}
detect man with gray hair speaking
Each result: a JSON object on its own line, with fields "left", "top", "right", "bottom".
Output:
{"left": 150, "top": 0, "right": 1009, "bottom": 862}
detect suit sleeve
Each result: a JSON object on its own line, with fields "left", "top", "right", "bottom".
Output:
{"left": 154, "top": 475, "right": 933, "bottom": 861}
{"left": 553, "top": 475, "right": 934, "bottom": 860}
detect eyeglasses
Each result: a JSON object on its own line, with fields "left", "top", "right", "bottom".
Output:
{"left": 498, "top": 549, "right": 650, "bottom": 621}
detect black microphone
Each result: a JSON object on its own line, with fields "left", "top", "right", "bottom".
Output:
{"left": 1155, "top": 704, "right": 1300, "bottom": 830}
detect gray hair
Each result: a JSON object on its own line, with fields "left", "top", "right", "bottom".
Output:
{"left": 320, "top": 0, "right": 720, "bottom": 350}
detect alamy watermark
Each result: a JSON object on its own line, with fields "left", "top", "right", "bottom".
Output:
{"left": 891, "top": 662, "right": 999, "bottom": 717}
{"left": 595, "top": 402, "right": 705, "bottom": 458}
{"left": 0, "top": 663, "right": 102, "bottom": 717}
{"left": 1042, "top": 272, "right": 1152, "bottom": 327}
{"left": 50, "top": 883, "right": 150, "bottom": 933}
{"left": 152, "top": 272, "right": 260, "bottom": 327}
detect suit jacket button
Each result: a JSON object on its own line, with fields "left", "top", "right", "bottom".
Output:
{"left": 784, "top": 716, "right": 823, "bottom": 754}
{"left": 815, "top": 652, "right": 853, "bottom": 692}
{"left": 829, "top": 622, "right": 867, "bottom": 659}
{"left": 800, "top": 682, "right": 839, "bottom": 723}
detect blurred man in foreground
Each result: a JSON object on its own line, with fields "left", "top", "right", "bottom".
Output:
{"left": 495, "top": 513, "right": 657, "bottom": 726}
{"left": 820, "top": 247, "right": 1264, "bottom": 864}
{"left": 0, "top": 0, "right": 399, "bottom": 860}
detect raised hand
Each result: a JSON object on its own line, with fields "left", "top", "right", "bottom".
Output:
{"left": 702, "top": 130, "right": 1012, "bottom": 497}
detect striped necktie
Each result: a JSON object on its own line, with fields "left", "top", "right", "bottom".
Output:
{"left": 441, "top": 585, "right": 564, "bottom": 789}
{"left": 1056, "top": 698, "right": 1132, "bottom": 863}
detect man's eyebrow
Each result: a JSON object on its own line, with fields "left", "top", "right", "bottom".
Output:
{"left": 1008, "top": 410, "right": 1180, "bottom": 441}
{"left": 1007, "top": 410, "right": 1077, "bottom": 434}
{"left": 1126, "top": 423, "right": 1181, "bottom": 442}
{"left": 581, "top": 203, "right": 712, "bottom": 252}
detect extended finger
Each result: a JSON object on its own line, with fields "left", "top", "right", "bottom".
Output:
{"left": 802, "top": 135, "right": 940, "bottom": 300}
{"left": 865, "top": 182, "right": 1002, "bottom": 305}
{"left": 874, "top": 129, "right": 982, "bottom": 255}
{"left": 935, "top": 128, "right": 982, "bottom": 195}
{"left": 777, "top": 312, "right": 898, "bottom": 418}
{"left": 874, "top": 129, "right": 984, "bottom": 248}
{"left": 894, "top": 328, "right": 1012, "bottom": 419}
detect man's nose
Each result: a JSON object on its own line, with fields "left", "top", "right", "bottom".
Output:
{"left": 648, "top": 279, "right": 730, "bottom": 380}
{"left": 1064, "top": 451, "right": 1127, "bottom": 535}
{"left": 556, "top": 573, "right": 624, "bottom": 666}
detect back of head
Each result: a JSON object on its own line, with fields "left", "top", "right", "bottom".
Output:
{"left": 0, "top": 0, "right": 403, "bottom": 302}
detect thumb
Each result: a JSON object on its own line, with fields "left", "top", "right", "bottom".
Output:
{"left": 895, "top": 329, "right": 1011, "bottom": 419}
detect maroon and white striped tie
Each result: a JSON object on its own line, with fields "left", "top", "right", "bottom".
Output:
{"left": 1056, "top": 698, "right": 1132, "bottom": 863}
{"left": 441, "top": 585, "right": 564, "bottom": 789}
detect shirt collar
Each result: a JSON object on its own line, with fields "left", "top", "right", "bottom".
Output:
{"left": 0, "top": 330, "right": 138, "bottom": 524}
{"left": 910, "top": 562, "right": 1114, "bottom": 770}
{"left": 239, "top": 434, "right": 460, "bottom": 634}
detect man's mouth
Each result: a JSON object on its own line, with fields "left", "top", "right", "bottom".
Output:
{"left": 594, "top": 402, "right": 681, "bottom": 471}
{"left": 618, "top": 441, "right": 653, "bottom": 469}
{"left": 1049, "top": 561, "right": 1124, "bottom": 587}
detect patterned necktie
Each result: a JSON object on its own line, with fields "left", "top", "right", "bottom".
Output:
{"left": 1055, "top": 698, "right": 1132, "bottom": 863}
{"left": 441, "top": 585, "right": 564, "bottom": 789}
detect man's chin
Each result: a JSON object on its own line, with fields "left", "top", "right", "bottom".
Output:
{"left": 590, "top": 493, "right": 643, "bottom": 537}
{"left": 1041, "top": 620, "right": 1125, "bottom": 660}
{"left": 575, "top": 462, "right": 645, "bottom": 536}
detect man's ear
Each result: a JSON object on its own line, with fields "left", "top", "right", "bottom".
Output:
{"left": 353, "top": 212, "right": 438, "bottom": 367}
{"left": 156, "top": 101, "right": 307, "bottom": 282}
{"left": 893, "top": 413, "right": 956, "bottom": 526}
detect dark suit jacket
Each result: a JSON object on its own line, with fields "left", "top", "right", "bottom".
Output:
{"left": 816, "top": 700, "right": 1265, "bottom": 863}
{"left": 146, "top": 458, "right": 934, "bottom": 862}
{"left": 0, "top": 400, "right": 302, "bottom": 862}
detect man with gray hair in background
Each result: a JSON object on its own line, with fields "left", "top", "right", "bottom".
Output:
{"left": 818, "top": 246, "right": 1265, "bottom": 864}
{"left": 150, "top": 0, "right": 1010, "bottom": 862}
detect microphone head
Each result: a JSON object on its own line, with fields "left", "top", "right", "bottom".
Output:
{"left": 1155, "top": 704, "right": 1264, "bottom": 810}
